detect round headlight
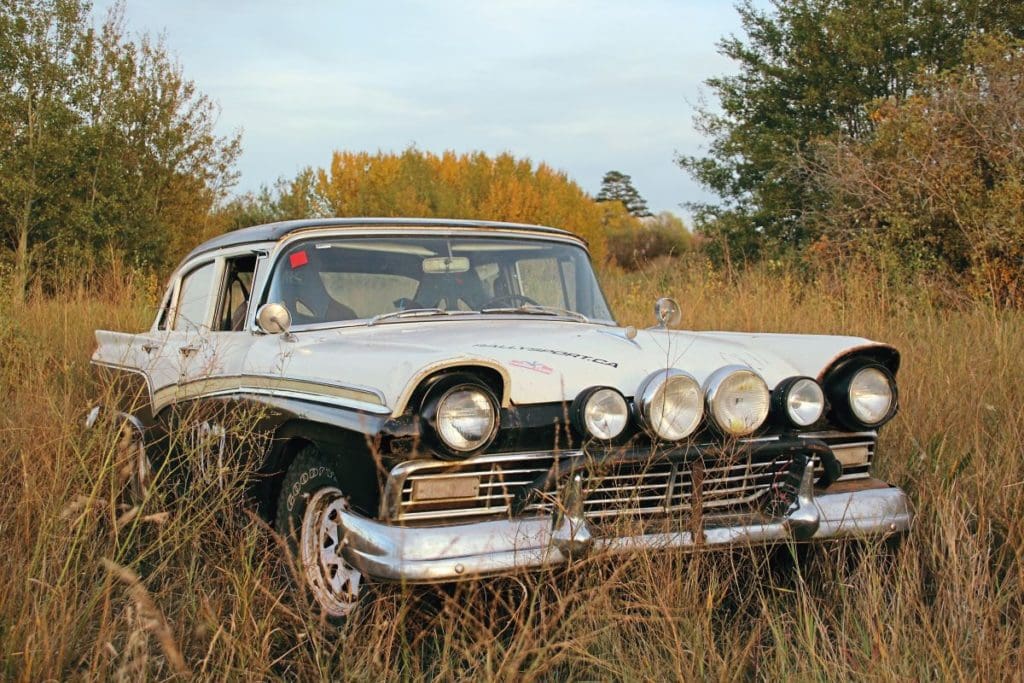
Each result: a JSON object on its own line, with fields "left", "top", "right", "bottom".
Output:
{"left": 775, "top": 377, "right": 825, "bottom": 427}
{"left": 705, "top": 366, "right": 770, "bottom": 437}
{"left": 637, "top": 369, "right": 703, "bottom": 441}
{"left": 849, "top": 366, "right": 895, "bottom": 426}
{"left": 574, "top": 387, "right": 629, "bottom": 441}
{"left": 434, "top": 385, "right": 498, "bottom": 454}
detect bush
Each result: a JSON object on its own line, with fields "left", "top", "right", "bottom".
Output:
{"left": 804, "top": 35, "right": 1024, "bottom": 305}
{"left": 605, "top": 211, "right": 693, "bottom": 269}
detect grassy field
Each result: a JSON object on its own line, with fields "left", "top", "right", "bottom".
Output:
{"left": 1, "top": 262, "right": 1022, "bottom": 680}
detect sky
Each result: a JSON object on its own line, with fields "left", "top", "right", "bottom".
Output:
{"left": 92, "top": 0, "right": 756, "bottom": 221}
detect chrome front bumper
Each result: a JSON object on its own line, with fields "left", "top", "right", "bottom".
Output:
{"left": 336, "top": 466, "right": 912, "bottom": 583}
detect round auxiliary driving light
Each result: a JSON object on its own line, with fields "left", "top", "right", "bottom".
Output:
{"left": 773, "top": 376, "right": 826, "bottom": 428}
{"left": 848, "top": 366, "right": 896, "bottom": 426}
{"left": 430, "top": 384, "right": 498, "bottom": 456}
{"left": 573, "top": 387, "right": 629, "bottom": 441}
{"left": 705, "top": 366, "right": 770, "bottom": 437}
{"left": 636, "top": 369, "right": 703, "bottom": 441}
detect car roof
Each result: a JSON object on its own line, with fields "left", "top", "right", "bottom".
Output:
{"left": 182, "top": 217, "right": 581, "bottom": 263}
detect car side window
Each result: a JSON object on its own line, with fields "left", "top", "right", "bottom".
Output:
{"left": 173, "top": 262, "right": 216, "bottom": 331}
{"left": 155, "top": 285, "right": 174, "bottom": 330}
{"left": 216, "top": 255, "right": 258, "bottom": 331}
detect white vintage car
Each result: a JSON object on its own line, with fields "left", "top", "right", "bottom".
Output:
{"left": 91, "top": 218, "right": 911, "bottom": 619}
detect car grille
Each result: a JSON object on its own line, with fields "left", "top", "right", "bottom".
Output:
{"left": 804, "top": 431, "right": 876, "bottom": 480}
{"left": 388, "top": 453, "right": 557, "bottom": 522}
{"left": 386, "top": 432, "right": 876, "bottom": 525}
{"left": 544, "top": 452, "right": 795, "bottom": 521}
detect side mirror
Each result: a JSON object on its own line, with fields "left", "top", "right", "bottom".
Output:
{"left": 653, "top": 297, "right": 682, "bottom": 329}
{"left": 256, "top": 303, "right": 292, "bottom": 334}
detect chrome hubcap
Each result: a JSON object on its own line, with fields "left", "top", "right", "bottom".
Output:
{"left": 300, "top": 487, "right": 362, "bottom": 617}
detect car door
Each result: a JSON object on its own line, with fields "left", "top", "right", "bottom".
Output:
{"left": 181, "top": 252, "right": 261, "bottom": 391}
{"left": 150, "top": 258, "right": 220, "bottom": 402}
{"left": 155, "top": 252, "right": 264, "bottom": 483}
{"left": 168, "top": 252, "right": 264, "bottom": 395}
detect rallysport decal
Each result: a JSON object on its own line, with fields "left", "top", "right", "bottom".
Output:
{"left": 475, "top": 343, "right": 618, "bottom": 368}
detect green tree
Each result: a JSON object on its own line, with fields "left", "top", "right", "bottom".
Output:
{"left": 679, "top": 0, "right": 1024, "bottom": 264}
{"left": 805, "top": 36, "right": 1024, "bottom": 304}
{"left": 216, "top": 171, "right": 320, "bottom": 232}
{"left": 0, "top": 0, "right": 240, "bottom": 297}
{"left": 595, "top": 170, "right": 652, "bottom": 217}
{"left": 0, "top": 0, "right": 85, "bottom": 297}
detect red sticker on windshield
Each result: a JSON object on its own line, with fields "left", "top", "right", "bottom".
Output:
{"left": 289, "top": 251, "right": 309, "bottom": 269}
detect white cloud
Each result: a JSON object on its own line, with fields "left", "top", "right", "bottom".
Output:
{"left": 94, "top": 0, "right": 757, "bottom": 217}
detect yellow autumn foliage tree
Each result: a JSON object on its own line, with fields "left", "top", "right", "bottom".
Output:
{"left": 303, "top": 148, "right": 635, "bottom": 264}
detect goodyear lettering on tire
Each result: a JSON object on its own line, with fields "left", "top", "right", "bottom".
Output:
{"left": 287, "top": 466, "right": 336, "bottom": 512}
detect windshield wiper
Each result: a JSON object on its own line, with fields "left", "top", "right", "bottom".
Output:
{"left": 480, "top": 304, "right": 590, "bottom": 324}
{"left": 367, "top": 308, "right": 449, "bottom": 326}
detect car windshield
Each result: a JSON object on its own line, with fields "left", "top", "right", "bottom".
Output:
{"left": 264, "top": 235, "right": 614, "bottom": 326}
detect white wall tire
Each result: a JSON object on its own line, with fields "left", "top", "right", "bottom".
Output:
{"left": 299, "top": 487, "right": 363, "bottom": 619}
{"left": 120, "top": 420, "right": 153, "bottom": 504}
{"left": 276, "top": 445, "right": 366, "bottom": 622}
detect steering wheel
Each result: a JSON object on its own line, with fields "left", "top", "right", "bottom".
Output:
{"left": 482, "top": 294, "right": 539, "bottom": 309}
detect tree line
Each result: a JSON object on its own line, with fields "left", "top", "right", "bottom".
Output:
{"left": 3, "top": 0, "right": 1022, "bottom": 303}
{"left": 221, "top": 150, "right": 690, "bottom": 270}
{"left": 0, "top": 0, "right": 240, "bottom": 299}
{"left": 681, "top": 0, "right": 1024, "bottom": 301}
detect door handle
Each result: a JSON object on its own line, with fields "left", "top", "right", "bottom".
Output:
{"left": 141, "top": 343, "right": 159, "bottom": 354}
{"left": 179, "top": 345, "right": 199, "bottom": 357}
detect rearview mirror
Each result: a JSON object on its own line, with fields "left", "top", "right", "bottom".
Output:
{"left": 256, "top": 303, "right": 292, "bottom": 334}
{"left": 423, "top": 256, "right": 470, "bottom": 274}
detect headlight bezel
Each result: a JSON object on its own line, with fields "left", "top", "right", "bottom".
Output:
{"left": 771, "top": 376, "right": 827, "bottom": 428}
{"left": 571, "top": 386, "right": 631, "bottom": 442}
{"left": 635, "top": 368, "right": 704, "bottom": 442}
{"left": 704, "top": 365, "right": 771, "bottom": 437}
{"left": 420, "top": 377, "right": 500, "bottom": 459}
{"left": 826, "top": 362, "right": 898, "bottom": 430}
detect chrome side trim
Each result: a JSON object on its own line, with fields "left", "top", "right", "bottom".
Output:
{"left": 198, "top": 387, "right": 392, "bottom": 415}
{"left": 91, "top": 359, "right": 390, "bottom": 415}
{"left": 90, "top": 359, "right": 155, "bottom": 397}
{"left": 154, "top": 374, "right": 387, "bottom": 410}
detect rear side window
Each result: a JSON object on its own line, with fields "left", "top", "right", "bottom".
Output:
{"left": 173, "top": 262, "right": 216, "bottom": 331}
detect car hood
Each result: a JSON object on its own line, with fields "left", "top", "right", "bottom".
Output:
{"left": 244, "top": 319, "right": 894, "bottom": 416}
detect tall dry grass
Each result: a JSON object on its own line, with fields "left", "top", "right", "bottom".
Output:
{"left": 1, "top": 259, "right": 1022, "bottom": 680}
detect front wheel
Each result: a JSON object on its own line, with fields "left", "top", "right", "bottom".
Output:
{"left": 276, "top": 446, "right": 366, "bottom": 622}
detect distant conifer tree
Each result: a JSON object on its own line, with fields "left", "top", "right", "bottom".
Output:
{"left": 595, "top": 171, "right": 652, "bottom": 217}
